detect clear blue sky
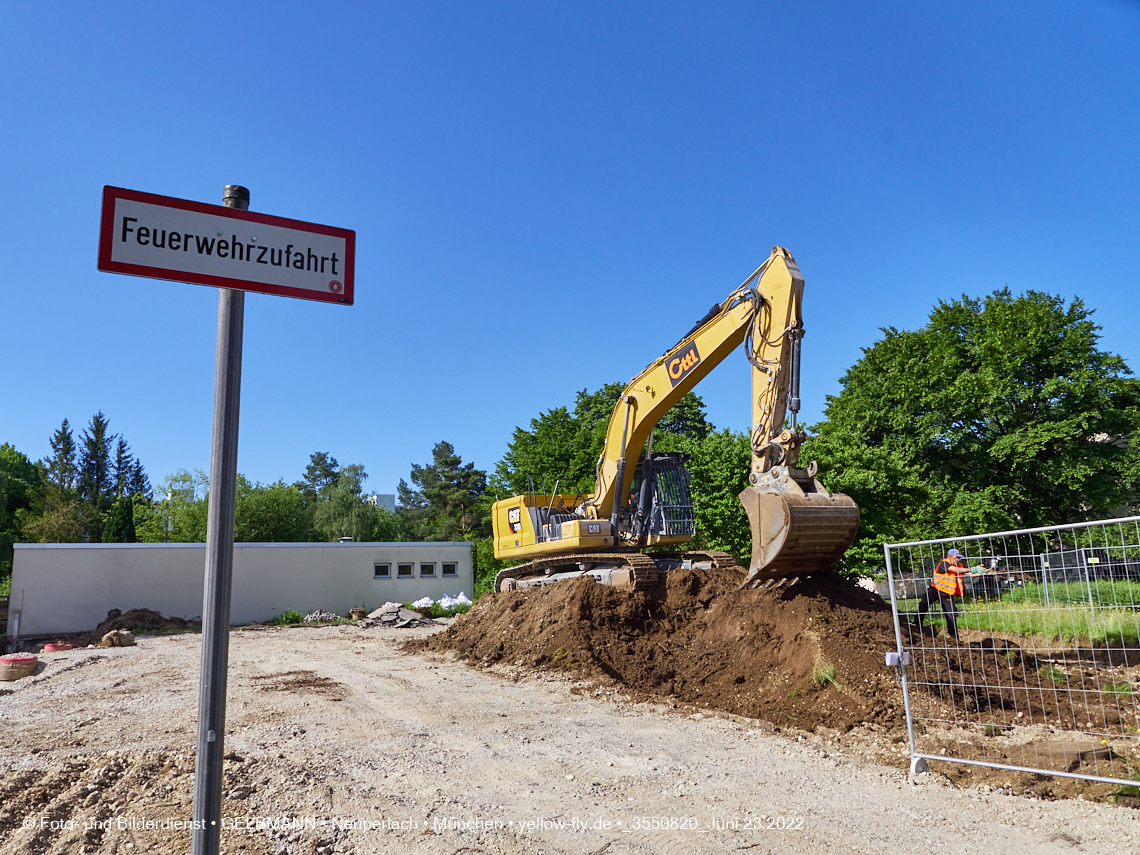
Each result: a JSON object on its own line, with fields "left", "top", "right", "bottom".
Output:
{"left": 3, "top": 2, "right": 1139, "bottom": 496}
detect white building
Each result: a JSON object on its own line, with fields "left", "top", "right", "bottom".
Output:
{"left": 8, "top": 540, "right": 473, "bottom": 638}
{"left": 366, "top": 493, "right": 397, "bottom": 512}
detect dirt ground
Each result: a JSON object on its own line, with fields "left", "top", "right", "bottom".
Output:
{"left": 2, "top": 605, "right": 1139, "bottom": 854}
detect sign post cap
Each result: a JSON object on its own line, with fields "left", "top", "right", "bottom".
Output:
{"left": 223, "top": 185, "right": 250, "bottom": 208}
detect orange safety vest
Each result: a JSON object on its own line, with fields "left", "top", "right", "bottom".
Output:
{"left": 932, "top": 559, "right": 964, "bottom": 596}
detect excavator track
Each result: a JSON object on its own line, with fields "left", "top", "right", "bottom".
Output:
{"left": 493, "top": 550, "right": 744, "bottom": 593}
{"left": 495, "top": 552, "right": 661, "bottom": 593}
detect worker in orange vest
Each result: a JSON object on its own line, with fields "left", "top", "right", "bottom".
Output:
{"left": 912, "top": 548, "right": 989, "bottom": 640}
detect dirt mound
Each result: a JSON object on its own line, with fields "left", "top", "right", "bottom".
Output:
{"left": 414, "top": 567, "right": 905, "bottom": 732}
{"left": 0, "top": 748, "right": 274, "bottom": 854}
{"left": 76, "top": 608, "right": 199, "bottom": 646}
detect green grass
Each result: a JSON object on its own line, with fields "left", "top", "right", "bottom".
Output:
{"left": 1003, "top": 580, "right": 1140, "bottom": 609}
{"left": 270, "top": 609, "right": 304, "bottom": 625}
{"left": 812, "top": 663, "right": 840, "bottom": 690}
{"left": 895, "top": 583, "right": 1140, "bottom": 644}
{"left": 1112, "top": 765, "right": 1140, "bottom": 804}
{"left": 1102, "top": 681, "right": 1134, "bottom": 695}
{"left": 959, "top": 601, "right": 1140, "bottom": 645}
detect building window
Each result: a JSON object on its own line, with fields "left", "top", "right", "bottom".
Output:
{"left": 374, "top": 563, "right": 390, "bottom": 578}
{"left": 397, "top": 563, "right": 413, "bottom": 578}
{"left": 442, "top": 562, "right": 458, "bottom": 577}
{"left": 420, "top": 562, "right": 435, "bottom": 577}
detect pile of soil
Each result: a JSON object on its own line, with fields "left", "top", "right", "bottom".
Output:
{"left": 414, "top": 567, "right": 905, "bottom": 732}
{"left": 75, "top": 608, "right": 199, "bottom": 646}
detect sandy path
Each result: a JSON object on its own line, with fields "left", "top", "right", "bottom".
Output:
{"left": 0, "top": 624, "right": 1136, "bottom": 854}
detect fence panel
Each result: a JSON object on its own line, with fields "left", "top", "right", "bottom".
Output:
{"left": 885, "top": 516, "right": 1140, "bottom": 786}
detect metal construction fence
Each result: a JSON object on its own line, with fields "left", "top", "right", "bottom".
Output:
{"left": 884, "top": 516, "right": 1140, "bottom": 787}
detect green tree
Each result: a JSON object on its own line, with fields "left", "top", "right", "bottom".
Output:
{"left": 135, "top": 470, "right": 209, "bottom": 543}
{"left": 372, "top": 505, "right": 414, "bottom": 542}
{"left": 399, "top": 442, "right": 488, "bottom": 540}
{"left": 492, "top": 406, "right": 597, "bottom": 498}
{"left": 493, "top": 383, "right": 712, "bottom": 498}
{"left": 43, "top": 418, "right": 77, "bottom": 509}
{"left": 102, "top": 494, "right": 137, "bottom": 543}
{"left": 297, "top": 452, "right": 340, "bottom": 501}
{"left": 234, "top": 478, "right": 313, "bottom": 542}
{"left": 111, "top": 438, "right": 134, "bottom": 498}
{"left": 77, "top": 411, "right": 115, "bottom": 539}
{"left": 1, "top": 444, "right": 41, "bottom": 577}
{"left": 313, "top": 464, "right": 377, "bottom": 542}
{"left": 126, "top": 459, "right": 152, "bottom": 500}
{"left": 19, "top": 503, "right": 84, "bottom": 545}
{"left": 805, "top": 289, "right": 1140, "bottom": 572}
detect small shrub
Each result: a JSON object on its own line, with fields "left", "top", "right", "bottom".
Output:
{"left": 402, "top": 601, "right": 473, "bottom": 619}
{"left": 1039, "top": 665, "right": 1067, "bottom": 686}
{"left": 271, "top": 609, "right": 304, "bottom": 626}
{"left": 812, "top": 663, "right": 840, "bottom": 690}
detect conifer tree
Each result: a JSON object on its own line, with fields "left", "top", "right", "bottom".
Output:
{"left": 78, "top": 412, "right": 115, "bottom": 539}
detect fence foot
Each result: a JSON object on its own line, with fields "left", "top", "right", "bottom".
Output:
{"left": 909, "top": 756, "right": 930, "bottom": 784}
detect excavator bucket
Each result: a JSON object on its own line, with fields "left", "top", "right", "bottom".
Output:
{"left": 739, "top": 467, "right": 859, "bottom": 584}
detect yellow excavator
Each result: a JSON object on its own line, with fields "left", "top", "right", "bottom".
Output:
{"left": 492, "top": 247, "right": 859, "bottom": 592}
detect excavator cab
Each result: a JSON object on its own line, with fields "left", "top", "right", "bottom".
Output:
{"left": 625, "top": 453, "right": 696, "bottom": 543}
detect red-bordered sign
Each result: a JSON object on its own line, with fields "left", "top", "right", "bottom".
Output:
{"left": 97, "top": 186, "right": 355, "bottom": 305}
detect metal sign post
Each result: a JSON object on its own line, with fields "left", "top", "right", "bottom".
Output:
{"left": 191, "top": 184, "right": 249, "bottom": 855}
{"left": 96, "top": 183, "right": 354, "bottom": 854}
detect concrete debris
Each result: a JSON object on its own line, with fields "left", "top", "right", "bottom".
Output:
{"left": 98, "top": 630, "right": 136, "bottom": 648}
{"left": 368, "top": 602, "right": 403, "bottom": 619}
{"left": 355, "top": 606, "right": 437, "bottom": 630}
{"left": 303, "top": 610, "right": 341, "bottom": 623}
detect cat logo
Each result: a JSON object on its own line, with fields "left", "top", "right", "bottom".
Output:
{"left": 667, "top": 341, "right": 701, "bottom": 387}
{"left": 507, "top": 507, "right": 522, "bottom": 534}
{"left": 587, "top": 523, "right": 601, "bottom": 535}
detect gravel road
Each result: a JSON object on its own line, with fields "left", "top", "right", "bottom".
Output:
{"left": 1, "top": 623, "right": 1136, "bottom": 855}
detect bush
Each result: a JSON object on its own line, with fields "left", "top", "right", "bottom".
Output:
{"left": 271, "top": 609, "right": 304, "bottom": 625}
{"left": 404, "top": 601, "right": 472, "bottom": 619}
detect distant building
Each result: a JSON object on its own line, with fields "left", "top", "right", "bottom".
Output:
{"left": 9, "top": 541, "right": 473, "bottom": 637}
{"left": 367, "top": 493, "right": 396, "bottom": 512}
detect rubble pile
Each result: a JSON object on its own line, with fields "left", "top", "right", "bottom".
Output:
{"left": 355, "top": 603, "right": 438, "bottom": 629}
{"left": 302, "top": 610, "right": 341, "bottom": 623}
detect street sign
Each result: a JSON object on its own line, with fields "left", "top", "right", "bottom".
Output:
{"left": 97, "top": 186, "right": 355, "bottom": 304}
